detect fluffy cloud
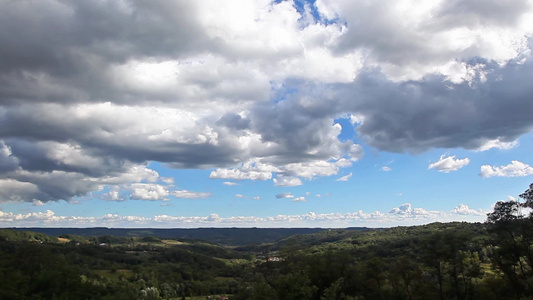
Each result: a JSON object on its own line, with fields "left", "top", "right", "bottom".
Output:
{"left": 428, "top": 155, "right": 470, "bottom": 173}
{"left": 480, "top": 160, "right": 533, "bottom": 177}
{"left": 129, "top": 184, "right": 170, "bottom": 201}
{"left": 284, "top": 159, "right": 353, "bottom": 179}
{"left": 1, "top": 0, "right": 533, "bottom": 203}
{"left": 209, "top": 160, "right": 279, "bottom": 181}
{"left": 451, "top": 204, "right": 484, "bottom": 216}
{"left": 388, "top": 203, "right": 437, "bottom": 217}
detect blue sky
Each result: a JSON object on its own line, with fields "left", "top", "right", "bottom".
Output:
{"left": 1, "top": 0, "right": 533, "bottom": 228}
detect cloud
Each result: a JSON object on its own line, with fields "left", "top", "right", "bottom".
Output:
{"left": 0, "top": 202, "right": 488, "bottom": 228}
{"left": 273, "top": 176, "right": 303, "bottom": 187}
{"left": 292, "top": 196, "right": 307, "bottom": 202}
{"left": 172, "top": 190, "right": 211, "bottom": 199}
{"left": 480, "top": 160, "right": 533, "bottom": 177}
{"left": 0, "top": 0, "right": 532, "bottom": 203}
{"left": 235, "top": 194, "right": 246, "bottom": 198}
{"left": 336, "top": 172, "right": 352, "bottom": 181}
{"left": 223, "top": 181, "right": 239, "bottom": 186}
{"left": 276, "top": 193, "right": 294, "bottom": 199}
{"left": 476, "top": 138, "right": 519, "bottom": 151}
{"left": 102, "top": 188, "right": 126, "bottom": 202}
{"left": 32, "top": 200, "right": 46, "bottom": 207}
{"left": 209, "top": 160, "right": 279, "bottom": 181}
{"left": 388, "top": 203, "right": 484, "bottom": 218}
{"left": 322, "top": 0, "right": 531, "bottom": 80}
{"left": 160, "top": 177, "right": 175, "bottom": 184}
{"left": 428, "top": 155, "right": 470, "bottom": 173}
{"left": 129, "top": 184, "right": 169, "bottom": 201}
{"left": 381, "top": 166, "right": 391, "bottom": 172}
{"left": 338, "top": 58, "right": 533, "bottom": 153}
{"left": 451, "top": 204, "right": 484, "bottom": 216}
{"left": 283, "top": 159, "right": 353, "bottom": 179}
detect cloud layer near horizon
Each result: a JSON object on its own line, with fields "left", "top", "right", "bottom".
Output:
{"left": 1, "top": 0, "right": 533, "bottom": 203}
{"left": 0, "top": 202, "right": 485, "bottom": 228}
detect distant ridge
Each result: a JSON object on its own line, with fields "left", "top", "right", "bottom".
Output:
{"left": 7, "top": 227, "right": 369, "bottom": 245}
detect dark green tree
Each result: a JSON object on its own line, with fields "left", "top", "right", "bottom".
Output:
{"left": 486, "top": 183, "right": 533, "bottom": 299}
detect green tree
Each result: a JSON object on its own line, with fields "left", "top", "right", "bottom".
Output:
{"left": 486, "top": 183, "right": 533, "bottom": 299}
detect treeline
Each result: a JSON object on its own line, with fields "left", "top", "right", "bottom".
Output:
{"left": 1, "top": 183, "right": 533, "bottom": 299}
{"left": 8, "top": 227, "right": 335, "bottom": 246}
{"left": 234, "top": 183, "right": 533, "bottom": 300}
{"left": 0, "top": 234, "right": 248, "bottom": 299}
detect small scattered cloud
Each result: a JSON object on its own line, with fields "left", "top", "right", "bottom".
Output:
{"left": 292, "top": 196, "right": 307, "bottom": 202}
{"left": 336, "top": 172, "right": 352, "bottom": 182}
{"left": 273, "top": 176, "right": 303, "bottom": 187}
{"left": 223, "top": 181, "right": 239, "bottom": 186}
{"left": 235, "top": 193, "right": 260, "bottom": 200}
{"left": 428, "top": 155, "right": 470, "bottom": 173}
{"left": 480, "top": 160, "right": 533, "bottom": 177}
{"left": 381, "top": 166, "right": 391, "bottom": 172}
{"left": 275, "top": 192, "right": 294, "bottom": 199}
{"left": 172, "top": 190, "right": 211, "bottom": 199}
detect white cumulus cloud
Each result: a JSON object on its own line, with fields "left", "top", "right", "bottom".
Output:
{"left": 480, "top": 160, "right": 533, "bottom": 177}
{"left": 428, "top": 155, "right": 470, "bottom": 173}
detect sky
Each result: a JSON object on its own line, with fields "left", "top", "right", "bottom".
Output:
{"left": 1, "top": 0, "right": 533, "bottom": 228}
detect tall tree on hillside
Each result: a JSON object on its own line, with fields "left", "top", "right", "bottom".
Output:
{"left": 486, "top": 183, "right": 533, "bottom": 299}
